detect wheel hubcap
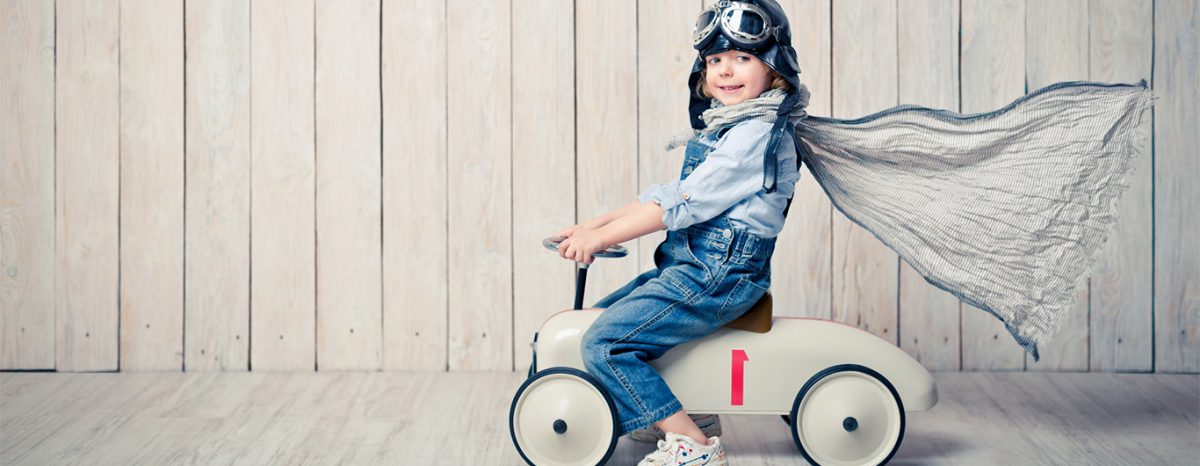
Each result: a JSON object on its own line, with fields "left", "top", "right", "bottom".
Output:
{"left": 797, "top": 371, "right": 902, "bottom": 466}
{"left": 512, "top": 373, "right": 614, "bottom": 466}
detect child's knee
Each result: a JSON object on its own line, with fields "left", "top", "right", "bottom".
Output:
{"left": 579, "top": 326, "right": 611, "bottom": 370}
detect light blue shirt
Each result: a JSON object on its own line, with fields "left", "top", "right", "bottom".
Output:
{"left": 639, "top": 120, "right": 800, "bottom": 237}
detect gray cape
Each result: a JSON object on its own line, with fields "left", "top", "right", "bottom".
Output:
{"left": 793, "top": 80, "right": 1156, "bottom": 361}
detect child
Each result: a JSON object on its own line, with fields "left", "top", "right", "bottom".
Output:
{"left": 555, "top": 1, "right": 807, "bottom": 464}
{"left": 558, "top": 0, "right": 1154, "bottom": 463}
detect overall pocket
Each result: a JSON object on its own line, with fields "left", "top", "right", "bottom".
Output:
{"left": 681, "top": 233, "right": 712, "bottom": 282}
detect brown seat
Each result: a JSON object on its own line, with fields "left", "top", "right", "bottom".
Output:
{"left": 723, "top": 292, "right": 773, "bottom": 333}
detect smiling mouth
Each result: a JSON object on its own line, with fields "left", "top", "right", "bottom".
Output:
{"left": 718, "top": 85, "right": 744, "bottom": 93}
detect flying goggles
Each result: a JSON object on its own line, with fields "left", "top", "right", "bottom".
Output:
{"left": 693, "top": 1, "right": 782, "bottom": 51}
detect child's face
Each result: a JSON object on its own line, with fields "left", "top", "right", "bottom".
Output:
{"left": 703, "top": 50, "right": 774, "bottom": 106}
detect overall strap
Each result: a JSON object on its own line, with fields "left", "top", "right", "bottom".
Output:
{"left": 761, "top": 92, "right": 803, "bottom": 194}
{"left": 781, "top": 122, "right": 809, "bottom": 219}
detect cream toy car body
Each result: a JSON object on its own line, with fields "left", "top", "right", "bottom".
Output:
{"left": 509, "top": 239, "right": 937, "bottom": 466}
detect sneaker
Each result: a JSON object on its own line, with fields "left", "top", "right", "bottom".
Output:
{"left": 637, "top": 432, "right": 728, "bottom": 466}
{"left": 628, "top": 414, "right": 723, "bottom": 443}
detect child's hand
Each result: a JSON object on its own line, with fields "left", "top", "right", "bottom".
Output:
{"left": 555, "top": 224, "right": 580, "bottom": 239}
{"left": 559, "top": 229, "right": 608, "bottom": 265}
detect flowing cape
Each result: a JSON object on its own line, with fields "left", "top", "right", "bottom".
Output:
{"left": 795, "top": 80, "right": 1156, "bottom": 361}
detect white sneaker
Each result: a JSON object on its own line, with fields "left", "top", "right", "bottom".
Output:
{"left": 628, "top": 414, "right": 722, "bottom": 443}
{"left": 637, "top": 432, "right": 728, "bottom": 466}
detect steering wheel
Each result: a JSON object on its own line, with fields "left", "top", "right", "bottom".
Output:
{"left": 542, "top": 237, "right": 628, "bottom": 259}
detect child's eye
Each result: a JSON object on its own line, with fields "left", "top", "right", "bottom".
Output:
{"left": 736, "top": 55, "right": 752, "bottom": 62}
{"left": 707, "top": 57, "right": 720, "bottom": 65}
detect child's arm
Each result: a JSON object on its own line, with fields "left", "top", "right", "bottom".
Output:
{"left": 555, "top": 200, "right": 643, "bottom": 237}
{"left": 559, "top": 201, "right": 665, "bottom": 264}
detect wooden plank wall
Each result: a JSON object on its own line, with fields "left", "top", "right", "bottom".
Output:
{"left": 1, "top": 0, "right": 1195, "bottom": 374}
{"left": 184, "top": 0, "right": 251, "bottom": 372}
{"left": 119, "top": 0, "right": 185, "bottom": 371}
{"left": 896, "top": 0, "right": 961, "bottom": 370}
{"left": 959, "top": 0, "right": 1027, "bottom": 371}
{"left": 1, "top": 0, "right": 56, "bottom": 370}
{"left": 383, "top": 0, "right": 448, "bottom": 371}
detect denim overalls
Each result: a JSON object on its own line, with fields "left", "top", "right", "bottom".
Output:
{"left": 580, "top": 138, "right": 777, "bottom": 435}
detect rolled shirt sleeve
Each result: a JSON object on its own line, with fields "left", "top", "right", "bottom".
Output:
{"left": 639, "top": 120, "right": 773, "bottom": 231}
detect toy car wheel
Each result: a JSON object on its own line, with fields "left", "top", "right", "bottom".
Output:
{"left": 509, "top": 368, "right": 619, "bottom": 466}
{"left": 789, "top": 364, "right": 906, "bottom": 466}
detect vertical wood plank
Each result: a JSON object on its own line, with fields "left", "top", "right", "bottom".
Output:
{"left": 250, "top": 0, "right": 316, "bottom": 371}
{"left": 513, "top": 0, "right": 575, "bottom": 372}
{"left": 1025, "top": 0, "right": 1090, "bottom": 372}
{"left": 830, "top": 0, "right": 898, "bottom": 342}
{"left": 1154, "top": 0, "right": 1199, "bottom": 373}
{"left": 315, "top": 0, "right": 381, "bottom": 371}
{"left": 382, "top": 0, "right": 447, "bottom": 371}
{"left": 576, "top": 0, "right": 639, "bottom": 307}
{"left": 774, "top": 0, "right": 832, "bottom": 320}
{"left": 119, "top": 0, "right": 184, "bottom": 371}
{"left": 446, "top": 0, "right": 511, "bottom": 370}
{"left": 185, "top": 0, "right": 251, "bottom": 371}
{"left": 56, "top": 0, "right": 120, "bottom": 372}
{"left": 1089, "top": 0, "right": 1153, "bottom": 372}
{"left": 635, "top": 0, "right": 698, "bottom": 274}
{"left": 959, "top": 0, "right": 1027, "bottom": 371}
{"left": 0, "top": 0, "right": 55, "bottom": 370}
{"left": 896, "top": 0, "right": 961, "bottom": 371}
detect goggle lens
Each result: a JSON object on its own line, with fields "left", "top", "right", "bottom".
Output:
{"left": 696, "top": 10, "right": 717, "bottom": 32}
{"left": 724, "top": 9, "right": 766, "bottom": 38}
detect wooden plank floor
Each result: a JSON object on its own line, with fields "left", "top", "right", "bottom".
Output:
{"left": 2, "top": 372, "right": 1196, "bottom": 465}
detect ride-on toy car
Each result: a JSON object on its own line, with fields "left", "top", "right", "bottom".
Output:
{"left": 509, "top": 238, "right": 937, "bottom": 466}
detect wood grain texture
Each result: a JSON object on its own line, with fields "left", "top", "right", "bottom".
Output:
{"left": 959, "top": 0, "right": 1027, "bottom": 371}
{"left": 1154, "top": 0, "right": 1200, "bottom": 373}
{"left": 2, "top": 372, "right": 1197, "bottom": 464}
{"left": 0, "top": 0, "right": 55, "bottom": 370}
{"left": 512, "top": 0, "right": 576, "bottom": 372}
{"left": 773, "top": 0, "right": 832, "bottom": 321}
{"left": 250, "top": 0, "right": 316, "bottom": 371}
{"left": 896, "top": 0, "right": 962, "bottom": 371}
{"left": 635, "top": 0, "right": 699, "bottom": 274}
{"left": 1089, "top": 0, "right": 1154, "bottom": 372}
{"left": 315, "top": 0, "right": 382, "bottom": 371}
{"left": 3, "top": 0, "right": 1197, "bottom": 375}
{"left": 575, "top": 0, "right": 640, "bottom": 307}
{"left": 184, "top": 0, "right": 251, "bottom": 372}
{"left": 55, "top": 0, "right": 120, "bottom": 372}
{"left": 382, "top": 0, "right": 447, "bottom": 371}
{"left": 118, "top": 0, "right": 184, "bottom": 372}
{"left": 1025, "top": 0, "right": 1090, "bottom": 372}
{"left": 446, "top": 0, "right": 512, "bottom": 370}
{"left": 830, "top": 0, "right": 899, "bottom": 343}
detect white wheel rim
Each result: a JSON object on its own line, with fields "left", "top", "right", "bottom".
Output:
{"left": 513, "top": 373, "right": 615, "bottom": 466}
{"left": 797, "top": 371, "right": 902, "bottom": 466}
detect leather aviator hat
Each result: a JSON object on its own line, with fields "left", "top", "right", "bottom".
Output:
{"left": 687, "top": 0, "right": 803, "bottom": 130}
